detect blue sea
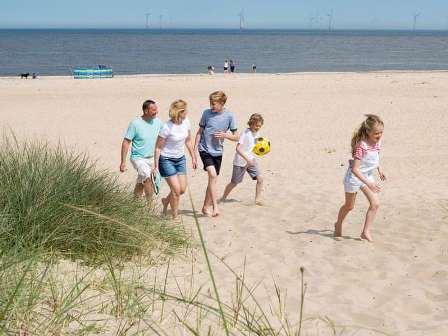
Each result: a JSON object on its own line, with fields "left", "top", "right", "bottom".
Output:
{"left": 1, "top": 29, "right": 448, "bottom": 76}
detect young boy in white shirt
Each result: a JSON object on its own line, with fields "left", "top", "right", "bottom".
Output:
{"left": 220, "top": 113, "right": 264, "bottom": 205}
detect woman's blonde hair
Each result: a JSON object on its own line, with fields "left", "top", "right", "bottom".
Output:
{"left": 209, "top": 91, "right": 227, "bottom": 105}
{"left": 169, "top": 99, "right": 187, "bottom": 123}
{"left": 247, "top": 113, "right": 264, "bottom": 126}
{"left": 351, "top": 114, "right": 384, "bottom": 155}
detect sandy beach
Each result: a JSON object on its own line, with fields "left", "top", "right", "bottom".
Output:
{"left": 1, "top": 72, "right": 447, "bottom": 335}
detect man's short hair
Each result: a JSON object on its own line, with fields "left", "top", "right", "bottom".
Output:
{"left": 142, "top": 99, "right": 156, "bottom": 112}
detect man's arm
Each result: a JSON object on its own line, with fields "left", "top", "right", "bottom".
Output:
{"left": 120, "top": 139, "right": 131, "bottom": 172}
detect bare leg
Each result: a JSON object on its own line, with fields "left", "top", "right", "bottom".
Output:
{"left": 165, "top": 175, "right": 181, "bottom": 220}
{"left": 142, "top": 179, "right": 154, "bottom": 207}
{"left": 202, "top": 166, "right": 219, "bottom": 217}
{"left": 177, "top": 174, "right": 188, "bottom": 196}
{"left": 360, "top": 185, "right": 380, "bottom": 242}
{"left": 255, "top": 175, "right": 264, "bottom": 205}
{"left": 161, "top": 192, "right": 171, "bottom": 215}
{"left": 334, "top": 192, "right": 357, "bottom": 238}
{"left": 133, "top": 183, "right": 144, "bottom": 198}
{"left": 202, "top": 186, "right": 212, "bottom": 217}
{"left": 220, "top": 182, "right": 237, "bottom": 202}
{"left": 176, "top": 173, "right": 188, "bottom": 216}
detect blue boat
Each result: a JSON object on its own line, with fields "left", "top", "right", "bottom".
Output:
{"left": 73, "top": 65, "right": 113, "bottom": 79}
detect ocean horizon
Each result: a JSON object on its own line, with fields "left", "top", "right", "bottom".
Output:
{"left": 1, "top": 29, "right": 448, "bottom": 76}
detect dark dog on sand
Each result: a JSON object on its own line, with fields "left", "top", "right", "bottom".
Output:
{"left": 20, "top": 73, "right": 30, "bottom": 79}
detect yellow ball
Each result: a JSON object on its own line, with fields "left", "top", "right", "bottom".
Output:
{"left": 252, "top": 137, "right": 271, "bottom": 156}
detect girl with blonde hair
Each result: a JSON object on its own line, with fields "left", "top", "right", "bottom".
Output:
{"left": 154, "top": 99, "right": 197, "bottom": 220}
{"left": 334, "top": 114, "right": 386, "bottom": 242}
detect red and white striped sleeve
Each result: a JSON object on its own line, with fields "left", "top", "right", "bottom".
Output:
{"left": 353, "top": 144, "right": 366, "bottom": 160}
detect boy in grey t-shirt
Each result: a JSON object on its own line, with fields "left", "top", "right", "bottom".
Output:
{"left": 194, "top": 91, "right": 238, "bottom": 217}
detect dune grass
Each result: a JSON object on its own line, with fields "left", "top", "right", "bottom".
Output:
{"left": 0, "top": 134, "right": 188, "bottom": 263}
{"left": 0, "top": 134, "right": 392, "bottom": 335}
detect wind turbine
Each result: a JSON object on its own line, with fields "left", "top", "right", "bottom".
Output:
{"left": 327, "top": 11, "right": 334, "bottom": 31}
{"left": 145, "top": 13, "right": 151, "bottom": 29}
{"left": 413, "top": 13, "right": 421, "bottom": 31}
{"left": 239, "top": 10, "right": 245, "bottom": 30}
{"left": 159, "top": 15, "right": 163, "bottom": 29}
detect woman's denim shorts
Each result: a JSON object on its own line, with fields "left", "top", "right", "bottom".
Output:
{"left": 159, "top": 155, "right": 187, "bottom": 178}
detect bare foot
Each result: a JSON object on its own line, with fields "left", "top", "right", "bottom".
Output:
{"left": 360, "top": 231, "right": 373, "bottom": 242}
{"left": 218, "top": 197, "right": 225, "bottom": 204}
{"left": 202, "top": 207, "right": 212, "bottom": 217}
{"left": 172, "top": 216, "right": 182, "bottom": 223}
{"left": 145, "top": 198, "right": 155, "bottom": 210}
{"left": 161, "top": 197, "right": 169, "bottom": 215}
{"left": 334, "top": 222, "right": 343, "bottom": 239}
{"left": 255, "top": 199, "right": 264, "bottom": 206}
{"left": 212, "top": 206, "right": 220, "bottom": 217}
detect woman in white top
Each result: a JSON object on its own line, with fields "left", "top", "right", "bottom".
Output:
{"left": 154, "top": 100, "right": 197, "bottom": 220}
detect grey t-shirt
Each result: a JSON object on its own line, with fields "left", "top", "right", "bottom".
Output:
{"left": 198, "top": 108, "right": 237, "bottom": 157}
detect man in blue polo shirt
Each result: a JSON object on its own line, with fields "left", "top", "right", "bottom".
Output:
{"left": 120, "top": 99, "right": 162, "bottom": 203}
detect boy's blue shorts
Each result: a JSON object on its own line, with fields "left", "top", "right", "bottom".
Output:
{"left": 159, "top": 155, "right": 187, "bottom": 178}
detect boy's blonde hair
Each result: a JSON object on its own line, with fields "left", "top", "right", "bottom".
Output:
{"left": 351, "top": 114, "right": 384, "bottom": 155}
{"left": 169, "top": 99, "right": 187, "bottom": 123}
{"left": 247, "top": 113, "right": 264, "bottom": 126}
{"left": 209, "top": 91, "right": 227, "bottom": 105}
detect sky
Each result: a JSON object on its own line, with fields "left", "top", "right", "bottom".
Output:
{"left": 1, "top": 0, "right": 448, "bottom": 30}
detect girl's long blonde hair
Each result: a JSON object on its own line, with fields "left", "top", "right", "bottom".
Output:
{"left": 351, "top": 114, "right": 384, "bottom": 155}
{"left": 169, "top": 99, "right": 187, "bottom": 123}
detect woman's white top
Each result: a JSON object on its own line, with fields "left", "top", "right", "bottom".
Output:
{"left": 158, "top": 118, "right": 191, "bottom": 158}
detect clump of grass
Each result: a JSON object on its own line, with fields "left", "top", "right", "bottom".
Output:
{"left": 0, "top": 134, "right": 188, "bottom": 262}
{"left": 0, "top": 249, "right": 103, "bottom": 335}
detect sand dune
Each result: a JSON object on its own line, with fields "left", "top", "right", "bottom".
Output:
{"left": 1, "top": 72, "right": 447, "bottom": 335}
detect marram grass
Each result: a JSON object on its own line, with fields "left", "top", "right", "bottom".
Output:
{"left": 0, "top": 134, "right": 188, "bottom": 262}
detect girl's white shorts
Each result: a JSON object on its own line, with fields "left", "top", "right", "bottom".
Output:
{"left": 343, "top": 169, "right": 374, "bottom": 193}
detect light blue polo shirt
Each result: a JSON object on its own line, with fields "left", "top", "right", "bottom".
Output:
{"left": 198, "top": 108, "right": 237, "bottom": 157}
{"left": 125, "top": 117, "right": 162, "bottom": 160}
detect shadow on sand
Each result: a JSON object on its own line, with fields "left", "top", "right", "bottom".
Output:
{"left": 286, "top": 228, "right": 362, "bottom": 241}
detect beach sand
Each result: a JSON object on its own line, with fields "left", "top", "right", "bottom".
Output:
{"left": 1, "top": 72, "right": 448, "bottom": 335}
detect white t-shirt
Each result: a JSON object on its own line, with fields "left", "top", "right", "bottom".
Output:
{"left": 158, "top": 118, "right": 191, "bottom": 158}
{"left": 233, "top": 128, "right": 258, "bottom": 167}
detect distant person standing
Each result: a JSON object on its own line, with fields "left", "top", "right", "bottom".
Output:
{"left": 120, "top": 100, "right": 162, "bottom": 205}
{"left": 207, "top": 65, "right": 215, "bottom": 75}
{"left": 230, "top": 60, "right": 235, "bottom": 73}
{"left": 224, "top": 60, "right": 229, "bottom": 73}
{"left": 252, "top": 64, "right": 257, "bottom": 73}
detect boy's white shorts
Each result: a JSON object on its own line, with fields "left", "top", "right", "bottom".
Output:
{"left": 131, "top": 157, "right": 153, "bottom": 184}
